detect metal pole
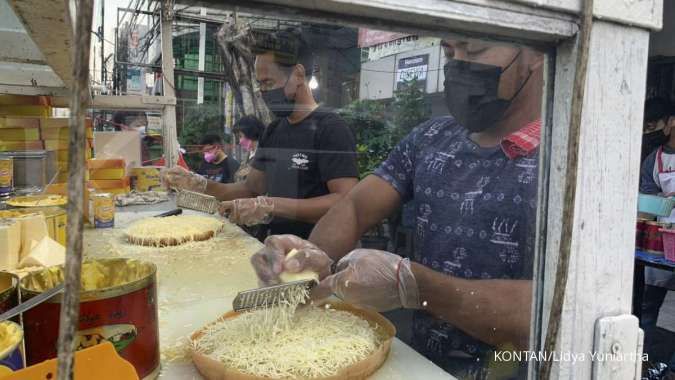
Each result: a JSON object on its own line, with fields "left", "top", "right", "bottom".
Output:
{"left": 160, "top": 0, "right": 178, "bottom": 167}
{"left": 57, "top": 0, "right": 93, "bottom": 378}
{"left": 101, "top": 0, "right": 106, "bottom": 88}
{"left": 197, "top": 7, "right": 206, "bottom": 104}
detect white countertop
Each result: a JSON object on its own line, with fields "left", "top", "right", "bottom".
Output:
{"left": 83, "top": 199, "right": 454, "bottom": 380}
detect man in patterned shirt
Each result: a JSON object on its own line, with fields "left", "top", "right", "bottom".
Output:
{"left": 252, "top": 39, "right": 544, "bottom": 378}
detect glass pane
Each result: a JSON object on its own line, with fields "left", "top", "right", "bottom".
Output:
{"left": 163, "top": 10, "right": 546, "bottom": 379}
{"left": 19, "top": 4, "right": 549, "bottom": 380}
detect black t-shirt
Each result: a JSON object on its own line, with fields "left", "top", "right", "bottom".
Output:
{"left": 197, "top": 156, "right": 240, "bottom": 184}
{"left": 251, "top": 107, "right": 358, "bottom": 238}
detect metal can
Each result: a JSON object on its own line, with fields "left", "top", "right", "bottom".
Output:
{"left": 0, "top": 272, "right": 20, "bottom": 324}
{"left": 0, "top": 321, "right": 25, "bottom": 374}
{"left": 21, "top": 258, "right": 160, "bottom": 379}
{"left": 0, "top": 158, "right": 12, "bottom": 197}
{"left": 92, "top": 193, "right": 115, "bottom": 228}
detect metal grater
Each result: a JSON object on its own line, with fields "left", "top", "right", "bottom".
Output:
{"left": 232, "top": 280, "right": 316, "bottom": 312}
{"left": 176, "top": 190, "right": 220, "bottom": 214}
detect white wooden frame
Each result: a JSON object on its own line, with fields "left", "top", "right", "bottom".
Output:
{"left": 186, "top": 0, "right": 662, "bottom": 379}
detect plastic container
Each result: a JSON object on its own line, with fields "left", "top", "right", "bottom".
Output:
{"left": 638, "top": 194, "right": 675, "bottom": 216}
{"left": 661, "top": 228, "right": 675, "bottom": 262}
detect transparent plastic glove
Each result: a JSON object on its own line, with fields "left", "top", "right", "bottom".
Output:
{"left": 161, "top": 166, "right": 207, "bottom": 193}
{"left": 250, "top": 234, "right": 333, "bottom": 286}
{"left": 313, "top": 249, "right": 420, "bottom": 312}
{"left": 219, "top": 196, "right": 275, "bottom": 226}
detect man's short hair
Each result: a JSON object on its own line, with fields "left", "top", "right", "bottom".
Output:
{"left": 644, "top": 97, "right": 672, "bottom": 123}
{"left": 253, "top": 28, "right": 314, "bottom": 77}
{"left": 200, "top": 134, "right": 223, "bottom": 146}
{"left": 232, "top": 115, "right": 265, "bottom": 141}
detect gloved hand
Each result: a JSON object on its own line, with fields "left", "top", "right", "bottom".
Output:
{"left": 250, "top": 234, "right": 333, "bottom": 286}
{"left": 161, "top": 166, "right": 207, "bottom": 193}
{"left": 313, "top": 249, "right": 420, "bottom": 312}
{"left": 219, "top": 196, "right": 275, "bottom": 226}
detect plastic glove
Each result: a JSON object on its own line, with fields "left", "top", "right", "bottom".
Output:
{"left": 219, "top": 196, "right": 275, "bottom": 226}
{"left": 313, "top": 249, "right": 420, "bottom": 312}
{"left": 250, "top": 234, "right": 333, "bottom": 286}
{"left": 161, "top": 166, "right": 207, "bottom": 193}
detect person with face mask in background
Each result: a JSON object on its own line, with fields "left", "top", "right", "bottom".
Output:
{"left": 250, "top": 39, "right": 544, "bottom": 378}
{"left": 232, "top": 115, "right": 265, "bottom": 183}
{"left": 642, "top": 98, "right": 673, "bottom": 164}
{"left": 196, "top": 134, "right": 240, "bottom": 184}
{"left": 162, "top": 29, "right": 358, "bottom": 239}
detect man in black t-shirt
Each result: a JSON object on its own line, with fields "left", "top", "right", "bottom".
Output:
{"left": 196, "top": 134, "right": 240, "bottom": 184}
{"left": 163, "top": 29, "right": 358, "bottom": 239}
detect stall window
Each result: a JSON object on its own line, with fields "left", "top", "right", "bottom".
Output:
{"left": 162, "top": 10, "right": 548, "bottom": 379}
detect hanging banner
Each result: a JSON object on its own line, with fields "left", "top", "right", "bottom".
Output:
{"left": 358, "top": 28, "right": 408, "bottom": 48}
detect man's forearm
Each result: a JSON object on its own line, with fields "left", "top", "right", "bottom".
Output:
{"left": 413, "top": 263, "right": 532, "bottom": 350}
{"left": 270, "top": 193, "right": 346, "bottom": 224}
{"left": 205, "top": 180, "right": 256, "bottom": 201}
{"left": 309, "top": 197, "right": 363, "bottom": 261}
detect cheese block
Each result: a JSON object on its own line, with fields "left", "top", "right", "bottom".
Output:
{"left": 87, "top": 158, "right": 125, "bottom": 170}
{"left": 0, "top": 105, "right": 50, "bottom": 117}
{"left": 18, "top": 236, "right": 65, "bottom": 268}
{"left": 104, "top": 187, "right": 130, "bottom": 195}
{"left": 0, "top": 219, "right": 21, "bottom": 270}
{"left": 41, "top": 117, "right": 92, "bottom": 129}
{"left": 89, "top": 168, "right": 125, "bottom": 180}
{"left": 0, "top": 140, "right": 44, "bottom": 151}
{"left": 0, "top": 127, "right": 40, "bottom": 141}
{"left": 14, "top": 213, "right": 49, "bottom": 262}
{"left": 0, "top": 116, "right": 40, "bottom": 128}
{"left": 40, "top": 127, "right": 93, "bottom": 140}
{"left": 279, "top": 249, "right": 320, "bottom": 283}
{"left": 88, "top": 177, "right": 130, "bottom": 190}
{"left": 44, "top": 139, "right": 92, "bottom": 150}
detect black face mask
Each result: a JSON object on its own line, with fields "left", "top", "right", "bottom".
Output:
{"left": 443, "top": 54, "right": 527, "bottom": 133}
{"left": 261, "top": 80, "right": 295, "bottom": 118}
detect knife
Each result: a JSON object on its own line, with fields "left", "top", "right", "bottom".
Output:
{"left": 154, "top": 208, "right": 182, "bottom": 218}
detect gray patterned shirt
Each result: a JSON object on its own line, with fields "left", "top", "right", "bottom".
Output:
{"left": 374, "top": 116, "right": 538, "bottom": 371}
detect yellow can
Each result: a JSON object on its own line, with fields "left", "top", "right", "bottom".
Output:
{"left": 130, "top": 167, "right": 162, "bottom": 192}
{"left": 92, "top": 193, "right": 115, "bottom": 228}
{"left": 0, "top": 158, "right": 12, "bottom": 196}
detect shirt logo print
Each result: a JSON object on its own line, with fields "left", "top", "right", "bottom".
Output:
{"left": 460, "top": 176, "right": 490, "bottom": 216}
{"left": 517, "top": 158, "right": 537, "bottom": 184}
{"left": 417, "top": 203, "right": 432, "bottom": 240}
{"left": 426, "top": 152, "right": 454, "bottom": 174}
{"left": 490, "top": 217, "right": 521, "bottom": 264}
{"left": 290, "top": 153, "right": 310, "bottom": 170}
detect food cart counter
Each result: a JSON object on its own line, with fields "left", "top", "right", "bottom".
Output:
{"left": 83, "top": 199, "right": 454, "bottom": 380}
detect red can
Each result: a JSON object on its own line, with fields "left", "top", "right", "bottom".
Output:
{"left": 0, "top": 272, "right": 20, "bottom": 323}
{"left": 20, "top": 259, "right": 159, "bottom": 379}
{"left": 644, "top": 221, "right": 669, "bottom": 254}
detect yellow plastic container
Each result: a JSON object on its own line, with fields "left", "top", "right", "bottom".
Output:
{"left": 129, "top": 167, "right": 162, "bottom": 192}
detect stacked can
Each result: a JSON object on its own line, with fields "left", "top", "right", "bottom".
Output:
{"left": 0, "top": 158, "right": 13, "bottom": 198}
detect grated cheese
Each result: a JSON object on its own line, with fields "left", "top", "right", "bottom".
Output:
{"left": 193, "top": 287, "right": 381, "bottom": 379}
{"left": 124, "top": 215, "right": 223, "bottom": 247}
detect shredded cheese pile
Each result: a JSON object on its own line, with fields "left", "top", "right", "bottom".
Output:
{"left": 124, "top": 215, "right": 223, "bottom": 247}
{"left": 193, "top": 289, "right": 380, "bottom": 379}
